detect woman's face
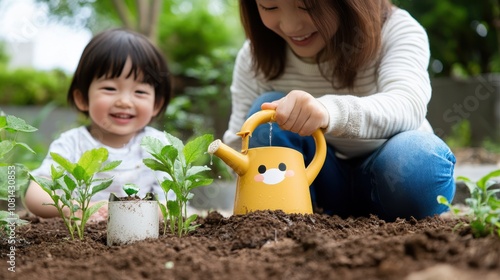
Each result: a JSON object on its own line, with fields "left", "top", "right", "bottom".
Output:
{"left": 255, "top": 0, "right": 338, "bottom": 60}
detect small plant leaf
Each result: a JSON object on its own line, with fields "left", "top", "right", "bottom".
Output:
{"left": 78, "top": 148, "right": 108, "bottom": 176}
{"left": 184, "top": 214, "right": 198, "bottom": 228}
{"left": 186, "top": 165, "right": 211, "bottom": 177}
{"left": 30, "top": 175, "right": 55, "bottom": 194}
{"left": 50, "top": 165, "right": 65, "bottom": 180}
{"left": 160, "top": 179, "right": 175, "bottom": 194}
{"left": 92, "top": 179, "right": 113, "bottom": 195}
{"left": 456, "top": 176, "right": 472, "bottom": 183}
{"left": 54, "top": 177, "right": 71, "bottom": 199}
{"left": 15, "top": 142, "right": 36, "bottom": 154}
{"left": 161, "top": 145, "right": 179, "bottom": 163}
{"left": 173, "top": 160, "right": 184, "bottom": 182}
{"left": 63, "top": 175, "right": 77, "bottom": 193}
{"left": 51, "top": 152, "right": 76, "bottom": 174}
{"left": 0, "top": 140, "right": 14, "bottom": 159}
{"left": 184, "top": 134, "right": 213, "bottom": 164}
{"left": 187, "top": 177, "right": 213, "bottom": 190}
{"left": 0, "top": 115, "right": 6, "bottom": 128}
{"left": 167, "top": 200, "right": 180, "bottom": 217}
{"left": 169, "top": 181, "right": 183, "bottom": 201}
{"left": 72, "top": 165, "right": 87, "bottom": 182}
{"left": 158, "top": 203, "right": 167, "bottom": 218}
{"left": 141, "top": 135, "right": 165, "bottom": 156}
{"left": 5, "top": 115, "right": 37, "bottom": 132}
{"left": 477, "top": 169, "right": 500, "bottom": 191}
{"left": 99, "top": 160, "right": 122, "bottom": 172}
{"left": 82, "top": 201, "right": 107, "bottom": 224}
{"left": 143, "top": 158, "right": 170, "bottom": 173}
{"left": 437, "top": 195, "right": 450, "bottom": 205}
{"left": 164, "top": 132, "right": 184, "bottom": 154}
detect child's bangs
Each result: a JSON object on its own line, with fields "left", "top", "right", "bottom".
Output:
{"left": 92, "top": 44, "right": 159, "bottom": 85}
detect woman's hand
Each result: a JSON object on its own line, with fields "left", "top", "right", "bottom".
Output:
{"left": 261, "top": 90, "right": 329, "bottom": 136}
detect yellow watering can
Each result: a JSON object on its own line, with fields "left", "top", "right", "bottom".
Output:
{"left": 208, "top": 110, "right": 327, "bottom": 215}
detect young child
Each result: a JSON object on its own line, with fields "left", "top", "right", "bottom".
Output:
{"left": 26, "top": 28, "right": 176, "bottom": 220}
{"left": 223, "top": 0, "right": 456, "bottom": 221}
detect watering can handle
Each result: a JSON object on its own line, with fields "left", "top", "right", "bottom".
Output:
{"left": 236, "top": 110, "right": 327, "bottom": 185}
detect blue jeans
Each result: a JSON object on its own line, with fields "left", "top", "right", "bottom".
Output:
{"left": 247, "top": 92, "right": 456, "bottom": 221}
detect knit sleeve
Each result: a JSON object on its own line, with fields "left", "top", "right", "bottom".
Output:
{"left": 317, "top": 8, "right": 432, "bottom": 139}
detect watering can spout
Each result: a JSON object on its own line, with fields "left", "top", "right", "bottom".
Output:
{"left": 208, "top": 139, "right": 249, "bottom": 176}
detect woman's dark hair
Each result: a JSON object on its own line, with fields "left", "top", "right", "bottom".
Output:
{"left": 67, "top": 28, "right": 172, "bottom": 119}
{"left": 239, "top": 0, "right": 393, "bottom": 89}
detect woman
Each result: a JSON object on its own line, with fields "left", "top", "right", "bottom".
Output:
{"left": 223, "top": 0, "right": 456, "bottom": 221}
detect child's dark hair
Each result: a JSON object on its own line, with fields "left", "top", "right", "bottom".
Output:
{"left": 67, "top": 28, "right": 172, "bottom": 119}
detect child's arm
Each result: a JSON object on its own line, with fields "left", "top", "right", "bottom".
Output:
{"left": 25, "top": 180, "right": 61, "bottom": 218}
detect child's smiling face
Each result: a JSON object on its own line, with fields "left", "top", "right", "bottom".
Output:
{"left": 74, "top": 58, "right": 161, "bottom": 147}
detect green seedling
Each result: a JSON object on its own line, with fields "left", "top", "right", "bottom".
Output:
{"left": 438, "top": 169, "right": 500, "bottom": 238}
{"left": 123, "top": 183, "right": 140, "bottom": 197}
{"left": 141, "top": 132, "right": 213, "bottom": 237}
{"left": 0, "top": 113, "right": 37, "bottom": 234}
{"left": 30, "top": 148, "right": 121, "bottom": 240}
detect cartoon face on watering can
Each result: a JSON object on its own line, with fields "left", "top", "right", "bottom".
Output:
{"left": 255, "top": 162, "right": 294, "bottom": 185}
{"left": 208, "top": 110, "right": 327, "bottom": 215}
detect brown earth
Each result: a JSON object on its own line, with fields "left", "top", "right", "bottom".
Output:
{"left": 1, "top": 210, "right": 500, "bottom": 280}
{"left": 1, "top": 147, "right": 500, "bottom": 280}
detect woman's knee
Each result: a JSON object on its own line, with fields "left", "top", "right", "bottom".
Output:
{"left": 368, "top": 131, "right": 456, "bottom": 220}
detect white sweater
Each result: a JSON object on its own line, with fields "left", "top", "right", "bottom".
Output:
{"left": 223, "top": 8, "right": 433, "bottom": 158}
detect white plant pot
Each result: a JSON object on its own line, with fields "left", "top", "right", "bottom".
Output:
{"left": 107, "top": 200, "right": 159, "bottom": 246}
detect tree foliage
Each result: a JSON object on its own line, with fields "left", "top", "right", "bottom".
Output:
{"left": 395, "top": 0, "right": 500, "bottom": 77}
{"left": 34, "top": 0, "right": 170, "bottom": 44}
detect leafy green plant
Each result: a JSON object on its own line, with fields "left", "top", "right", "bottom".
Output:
{"left": 141, "top": 132, "right": 213, "bottom": 237}
{"left": 0, "top": 67, "right": 69, "bottom": 106}
{"left": 0, "top": 113, "right": 37, "bottom": 234}
{"left": 438, "top": 169, "right": 500, "bottom": 237}
{"left": 30, "top": 148, "right": 121, "bottom": 240}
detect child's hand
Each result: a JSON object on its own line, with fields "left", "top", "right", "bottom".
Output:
{"left": 261, "top": 90, "right": 329, "bottom": 136}
{"left": 89, "top": 202, "right": 108, "bottom": 222}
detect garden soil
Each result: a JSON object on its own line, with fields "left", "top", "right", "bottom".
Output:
{"left": 2, "top": 147, "right": 500, "bottom": 280}
{"left": 2, "top": 211, "right": 500, "bottom": 280}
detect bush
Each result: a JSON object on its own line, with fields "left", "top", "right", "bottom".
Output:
{"left": 0, "top": 66, "right": 70, "bottom": 106}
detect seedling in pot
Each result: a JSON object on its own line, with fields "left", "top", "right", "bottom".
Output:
{"left": 108, "top": 184, "right": 156, "bottom": 202}
{"left": 107, "top": 183, "right": 159, "bottom": 246}
{"left": 438, "top": 169, "right": 500, "bottom": 238}
{"left": 141, "top": 132, "right": 213, "bottom": 237}
{"left": 30, "top": 148, "right": 121, "bottom": 240}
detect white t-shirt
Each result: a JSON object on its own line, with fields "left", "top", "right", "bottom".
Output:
{"left": 31, "top": 126, "right": 170, "bottom": 201}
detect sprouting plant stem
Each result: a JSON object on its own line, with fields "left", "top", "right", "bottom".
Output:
{"left": 58, "top": 206, "right": 75, "bottom": 240}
